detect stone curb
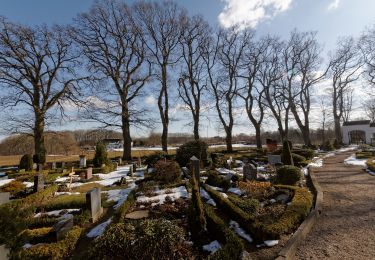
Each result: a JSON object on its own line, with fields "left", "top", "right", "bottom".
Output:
{"left": 275, "top": 167, "right": 323, "bottom": 260}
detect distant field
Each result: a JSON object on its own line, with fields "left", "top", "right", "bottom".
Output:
{"left": 0, "top": 146, "right": 243, "bottom": 167}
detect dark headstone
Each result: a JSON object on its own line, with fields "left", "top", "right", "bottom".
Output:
{"left": 86, "top": 187, "right": 103, "bottom": 223}
{"left": 0, "top": 193, "right": 10, "bottom": 205}
{"left": 33, "top": 173, "right": 44, "bottom": 192}
{"left": 268, "top": 155, "right": 282, "bottom": 165}
{"left": 52, "top": 214, "right": 74, "bottom": 241}
{"left": 128, "top": 165, "right": 134, "bottom": 177}
{"left": 243, "top": 164, "right": 257, "bottom": 181}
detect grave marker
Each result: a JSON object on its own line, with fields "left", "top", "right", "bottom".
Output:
{"left": 0, "top": 192, "right": 10, "bottom": 205}
{"left": 190, "top": 156, "right": 200, "bottom": 181}
{"left": 267, "top": 155, "right": 282, "bottom": 165}
{"left": 86, "top": 187, "right": 103, "bottom": 223}
{"left": 52, "top": 214, "right": 74, "bottom": 241}
{"left": 243, "top": 163, "right": 257, "bottom": 181}
{"left": 79, "top": 155, "right": 87, "bottom": 168}
{"left": 80, "top": 167, "right": 93, "bottom": 180}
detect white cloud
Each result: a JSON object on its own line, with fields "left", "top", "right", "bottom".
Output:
{"left": 218, "top": 0, "right": 293, "bottom": 29}
{"left": 145, "top": 96, "right": 157, "bottom": 105}
{"left": 327, "top": 0, "right": 341, "bottom": 11}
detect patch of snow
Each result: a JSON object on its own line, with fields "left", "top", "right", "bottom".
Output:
{"left": 264, "top": 240, "right": 279, "bottom": 247}
{"left": 200, "top": 188, "right": 211, "bottom": 200}
{"left": 308, "top": 157, "right": 323, "bottom": 168}
{"left": 323, "top": 152, "right": 335, "bottom": 158}
{"left": 206, "top": 199, "right": 217, "bottom": 207}
{"left": 202, "top": 240, "right": 221, "bottom": 254}
{"left": 344, "top": 154, "right": 367, "bottom": 167}
{"left": 257, "top": 166, "right": 267, "bottom": 172}
{"left": 216, "top": 168, "right": 236, "bottom": 175}
{"left": 34, "top": 209, "right": 80, "bottom": 218}
{"left": 54, "top": 192, "right": 80, "bottom": 196}
{"left": 302, "top": 167, "right": 309, "bottom": 176}
{"left": 136, "top": 186, "right": 188, "bottom": 206}
{"left": 219, "top": 192, "right": 228, "bottom": 199}
{"left": 227, "top": 187, "right": 242, "bottom": 196}
{"left": 257, "top": 173, "right": 272, "bottom": 180}
{"left": 229, "top": 220, "right": 253, "bottom": 242}
{"left": 102, "top": 183, "right": 137, "bottom": 209}
{"left": 0, "top": 179, "right": 14, "bottom": 187}
{"left": 86, "top": 217, "right": 112, "bottom": 238}
{"left": 366, "top": 168, "right": 375, "bottom": 176}
{"left": 269, "top": 199, "right": 276, "bottom": 204}
{"left": 23, "top": 181, "right": 34, "bottom": 188}
{"left": 336, "top": 146, "right": 358, "bottom": 153}
{"left": 23, "top": 243, "right": 33, "bottom": 249}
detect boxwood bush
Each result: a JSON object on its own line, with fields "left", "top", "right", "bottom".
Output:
{"left": 175, "top": 140, "right": 208, "bottom": 167}
{"left": 93, "top": 142, "right": 109, "bottom": 167}
{"left": 292, "top": 149, "right": 315, "bottom": 160}
{"left": 227, "top": 194, "right": 259, "bottom": 215}
{"left": 205, "top": 170, "right": 230, "bottom": 191}
{"left": 276, "top": 165, "right": 301, "bottom": 185}
{"left": 153, "top": 160, "right": 181, "bottom": 184}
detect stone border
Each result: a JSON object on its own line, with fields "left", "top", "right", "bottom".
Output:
{"left": 276, "top": 167, "right": 323, "bottom": 260}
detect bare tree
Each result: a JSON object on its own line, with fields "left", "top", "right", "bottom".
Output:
{"left": 364, "top": 99, "right": 375, "bottom": 121}
{"left": 329, "top": 37, "right": 362, "bottom": 143}
{"left": 284, "top": 31, "right": 328, "bottom": 147}
{"left": 359, "top": 25, "right": 375, "bottom": 87}
{"left": 257, "top": 36, "right": 287, "bottom": 141}
{"left": 133, "top": 1, "right": 184, "bottom": 152}
{"left": 0, "top": 18, "right": 84, "bottom": 164}
{"left": 342, "top": 88, "right": 353, "bottom": 122}
{"left": 238, "top": 35, "right": 268, "bottom": 149}
{"left": 178, "top": 15, "right": 210, "bottom": 140}
{"left": 204, "top": 28, "right": 251, "bottom": 152}
{"left": 72, "top": 0, "right": 151, "bottom": 161}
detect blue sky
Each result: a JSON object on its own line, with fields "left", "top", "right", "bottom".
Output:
{"left": 0, "top": 0, "right": 374, "bottom": 138}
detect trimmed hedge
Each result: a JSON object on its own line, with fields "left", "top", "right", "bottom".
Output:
{"left": 93, "top": 142, "right": 109, "bottom": 167}
{"left": 263, "top": 185, "right": 313, "bottom": 239}
{"left": 0, "top": 180, "right": 26, "bottom": 196}
{"left": 276, "top": 165, "right": 301, "bottom": 185}
{"left": 175, "top": 140, "right": 208, "bottom": 167}
{"left": 291, "top": 149, "right": 315, "bottom": 160}
{"left": 19, "top": 154, "right": 33, "bottom": 171}
{"left": 39, "top": 194, "right": 86, "bottom": 211}
{"left": 366, "top": 158, "right": 375, "bottom": 172}
{"left": 17, "top": 227, "right": 54, "bottom": 245}
{"left": 227, "top": 194, "right": 259, "bottom": 215}
{"left": 204, "top": 205, "right": 244, "bottom": 260}
{"left": 153, "top": 160, "right": 181, "bottom": 184}
{"left": 205, "top": 170, "right": 230, "bottom": 191}
{"left": 15, "top": 227, "right": 82, "bottom": 260}
{"left": 281, "top": 140, "right": 294, "bottom": 165}
{"left": 291, "top": 153, "right": 306, "bottom": 165}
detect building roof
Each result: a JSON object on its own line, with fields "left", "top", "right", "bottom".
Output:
{"left": 343, "top": 120, "right": 371, "bottom": 126}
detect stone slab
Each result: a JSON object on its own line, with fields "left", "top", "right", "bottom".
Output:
{"left": 125, "top": 210, "right": 149, "bottom": 219}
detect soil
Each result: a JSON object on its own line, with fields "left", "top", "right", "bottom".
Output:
{"left": 296, "top": 151, "right": 375, "bottom": 259}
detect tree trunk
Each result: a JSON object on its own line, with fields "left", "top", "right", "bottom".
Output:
{"left": 34, "top": 114, "right": 46, "bottom": 164}
{"left": 334, "top": 116, "right": 342, "bottom": 143}
{"left": 121, "top": 105, "right": 132, "bottom": 162}
{"left": 159, "top": 64, "right": 169, "bottom": 152}
{"left": 225, "top": 128, "right": 233, "bottom": 152}
{"left": 193, "top": 114, "right": 199, "bottom": 140}
{"left": 254, "top": 125, "right": 262, "bottom": 149}
{"left": 301, "top": 126, "right": 312, "bottom": 147}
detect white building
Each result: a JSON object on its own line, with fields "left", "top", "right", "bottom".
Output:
{"left": 342, "top": 120, "right": 375, "bottom": 145}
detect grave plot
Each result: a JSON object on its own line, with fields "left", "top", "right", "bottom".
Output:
{"left": 0, "top": 141, "right": 319, "bottom": 259}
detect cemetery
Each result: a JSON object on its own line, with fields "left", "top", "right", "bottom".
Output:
{"left": 0, "top": 139, "right": 328, "bottom": 259}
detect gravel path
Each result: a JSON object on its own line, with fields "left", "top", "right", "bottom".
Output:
{"left": 295, "top": 151, "right": 375, "bottom": 259}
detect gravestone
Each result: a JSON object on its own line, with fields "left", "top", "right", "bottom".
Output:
{"left": 132, "top": 162, "right": 137, "bottom": 173}
{"left": 80, "top": 167, "right": 93, "bottom": 180}
{"left": 267, "top": 155, "right": 282, "bottom": 165}
{"left": 118, "top": 158, "right": 122, "bottom": 165}
{"left": 128, "top": 165, "right": 134, "bottom": 177}
{"left": 51, "top": 162, "right": 57, "bottom": 170}
{"left": 61, "top": 162, "right": 66, "bottom": 169}
{"left": 0, "top": 193, "right": 10, "bottom": 205}
{"left": 79, "top": 155, "right": 87, "bottom": 168}
{"left": 243, "top": 163, "right": 257, "bottom": 181}
{"left": 190, "top": 156, "right": 200, "bottom": 181}
{"left": 86, "top": 187, "right": 103, "bottom": 223}
{"left": 33, "top": 167, "right": 44, "bottom": 192}
{"left": 114, "top": 162, "right": 118, "bottom": 171}
{"left": 0, "top": 244, "right": 9, "bottom": 260}
{"left": 32, "top": 163, "right": 37, "bottom": 170}
{"left": 52, "top": 214, "right": 74, "bottom": 241}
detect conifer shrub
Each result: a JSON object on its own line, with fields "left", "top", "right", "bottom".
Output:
{"left": 144, "top": 151, "right": 167, "bottom": 167}
{"left": 93, "top": 142, "right": 109, "bottom": 167}
{"left": 281, "top": 140, "right": 294, "bottom": 165}
{"left": 0, "top": 181, "right": 26, "bottom": 196}
{"left": 276, "top": 165, "right": 301, "bottom": 185}
{"left": 19, "top": 154, "right": 33, "bottom": 171}
{"left": 175, "top": 140, "right": 208, "bottom": 167}
{"left": 205, "top": 170, "right": 230, "bottom": 191}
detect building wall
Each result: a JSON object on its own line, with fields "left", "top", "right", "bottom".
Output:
{"left": 342, "top": 124, "right": 375, "bottom": 144}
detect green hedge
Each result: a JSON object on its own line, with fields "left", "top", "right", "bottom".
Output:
{"left": 204, "top": 205, "right": 244, "bottom": 260}
{"left": 16, "top": 227, "right": 54, "bottom": 245}
{"left": 262, "top": 185, "right": 313, "bottom": 239}
{"left": 276, "top": 165, "right": 301, "bottom": 185}
{"left": 39, "top": 194, "right": 86, "bottom": 211}
{"left": 291, "top": 149, "right": 315, "bottom": 160}
{"left": 15, "top": 227, "right": 82, "bottom": 260}
{"left": 366, "top": 158, "right": 375, "bottom": 171}
{"left": 227, "top": 194, "right": 259, "bottom": 215}
{"left": 19, "top": 154, "right": 33, "bottom": 171}
{"left": 175, "top": 140, "right": 208, "bottom": 167}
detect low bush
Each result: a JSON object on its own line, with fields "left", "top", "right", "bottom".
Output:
{"left": 261, "top": 185, "right": 313, "bottom": 239}
{"left": 321, "top": 140, "right": 334, "bottom": 151}
{"left": 144, "top": 151, "right": 167, "bottom": 168}
{"left": 356, "top": 151, "right": 373, "bottom": 159}
{"left": 238, "top": 181, "right": 273, "bottom": 200}
{"left": 153, "top": 160, "right": 181, "bottom": 184}
{"left": 276, "top": 165, "right": 301, "bottom": 185}
{"left": 227, "top": 194, "right": 259, "bottom": 215}
{"left": 19, "top": 154, "right": 33, "bottom": 171}
{"left": 291, "top": 149, "right": 315, "bottom": 160}
{"left": 210, "top": 153, "right": 226, "bottom": 168}
{"left": 204, "top": 205, "right": 244, "bottom": 260}
{"left": 15, "top": 226, "right": 82, "bottom": 260}
{"left": 90, "top": 219, "right": 191, "bottom": 260}
{"left": 39, "top": 194, "right": 86, "bottom": 211}
{"left": 0, "top": 180, "right": 26, "bottom": 196}
{"left": 16, "top": 227, "right": 54, "bottom": 245}
{"left": 205, "top": 170, "right": 230, "bottom": 191}
{"left": 281, "top": 140, "right": 294, "bottom": 165}
{"left": 27, "top": 216, "right": 59, "bottom": 229}
{"left": 101, "top": 163, "right": 117, "bottom": 174}
{"left": 175, "top": 140, "right": 208, "bottom": 167}
{"left": 366, "top": 158, "right": 375, "bottom": 172}
{"left": 291, "top": 153, "right": 306, "bottom": 164}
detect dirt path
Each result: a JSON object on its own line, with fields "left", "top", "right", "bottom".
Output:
{"left": 295, "top": 151, "right": 375, "bottom": 259}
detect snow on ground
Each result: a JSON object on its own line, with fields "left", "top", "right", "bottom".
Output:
{"left": 102, "top": 183, "right": 137, "bottom": 209}
{"left": 308, "top": 157, "right": 323, "bottom": 168}
{"left": 0, "top": 179, "right": 14, "bottom": 187}
{"left": 136, "top": 186, "right": 188, "bottom": 206}
{"left": 264, "top": 240, "right": 279, "bottom": 247}
{"left": 219, "top": 192, "right": 228, "bottom": 199}
{"left": 54, "top": 191, "right": 80, "bottom": 196}
{"left": 93, "top": 166, "right": 132, "bottom": 186}
{"left": 227, "top": 187, "right": 242, "bottom": 196}
{"left": 229, "top": 220, "right": 253, "bottom": 243}
{"left": 344, "top": 154, "right": 367, "bottom": 167}
{"left": 23, "top": 182, "right": 34, "bottom": 188}
{"left": 200, "top": 188, "right": 217, "bottom": 206}
{"left": 206, "top": 184, "right": 223, "bottom": 192}
{"left": 216, "top": 168, "right": 236, "bottom": 175}
{"left": 366, "top": 168, "right": 375, "bottom": 176}
{"left": 209, "top": 144, "right": 256, "bottom": 149}
{"left": 86, "top": 217, "right": 112, "bottom": 238}
{"left": 337, "top": 145, "right": 358, "bottom": 153}
{"left": 202, "top": 240, "right": 221, "bottom": 254}
{"left": 206, "top": 199, "right": 216, "bottom": 206}
{"left": 34, "top": 209, "right": 81, "bottom": 218}
{"left": 323, "top": 152, "right": 335, "bottom": 158}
